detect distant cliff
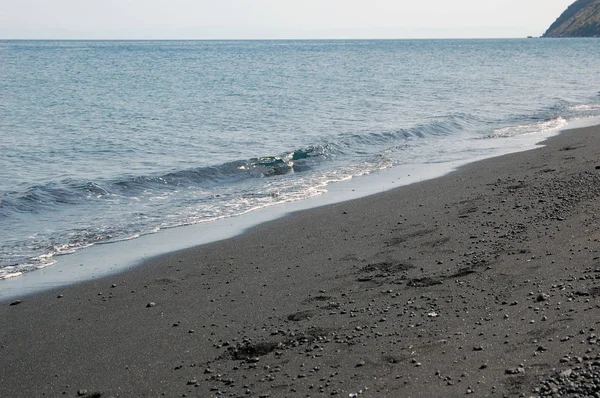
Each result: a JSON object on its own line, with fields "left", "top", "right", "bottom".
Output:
{"left": 543, "top": 0, "right": 600, "bottom": 37}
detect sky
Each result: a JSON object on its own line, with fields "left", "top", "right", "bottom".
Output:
{"left": 0, "top": 0, "right": 575, "bottom": 40}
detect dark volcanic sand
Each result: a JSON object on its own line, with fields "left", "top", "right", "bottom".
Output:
{"left": 2, "top": 126, "right": 600, "bottom": 398}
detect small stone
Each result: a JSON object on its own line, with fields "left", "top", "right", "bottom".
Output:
{"left": 187, "top": 379, "right": 197, "bottom": 385}
{"left": 9, "top": 300, "right": 22, "bottom": 306}
{"left": 505, "top": 367, "right": 525, "bottom": 375}
{"left": 57, "top": 295, "right": 63, "bottom": 299}
{"left": 536, "top": 293, "right": 549, "bottom": 302}
{"left": 473, "top": 346, "right": 484, "bottom": 351}
{"left": 146, "top": 302, "right": 156, "bottom": 308}
{"left": 247, "top": 357, "right": 260, "bottom": 363}
{"left": 356, "top": 361, "right": 366, "bottom": 367}
{"left": 560, "top": 369, "right": 572, "bottom": 378}
{"left": 77, "top": 389, "right": 88, "bottom": 396}
{"left": 204, "top": 368, "right": 214, "bottom": 374}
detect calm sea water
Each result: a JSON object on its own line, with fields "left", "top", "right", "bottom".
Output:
{"left": 1, "top": 39, "right": 600, "bottom": 280}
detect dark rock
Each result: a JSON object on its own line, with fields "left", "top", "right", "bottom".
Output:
{"left": 505, "top": 367, "right": 525, "bottom": 375}
{"left": 407, "top": 277, "right": 442, "bottom": 287}
{"left": 536, "top": 293, "right": 550, "bottom": 302}
{"left": 287, "top": 310, "right": 314, "bottom": 322}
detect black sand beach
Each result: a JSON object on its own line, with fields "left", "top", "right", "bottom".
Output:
{"left": 2, "top": 125, "right": 600, "bottom": 397}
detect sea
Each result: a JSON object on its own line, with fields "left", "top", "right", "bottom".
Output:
{"left": 2, "top": 39, "right": 600, "bottom": 283}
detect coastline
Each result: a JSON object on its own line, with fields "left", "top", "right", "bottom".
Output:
{"left": 2, "top": 124, "right": 600, "bottom": 397}
{"left": 4, "top": 116, "right": 594, "bottom": 300}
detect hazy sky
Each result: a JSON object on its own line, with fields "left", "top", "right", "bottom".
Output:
{"left": 0, "top": 0, "right": 574, "bottom": 40}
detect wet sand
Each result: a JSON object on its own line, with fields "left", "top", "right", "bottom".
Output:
{"left": 2, "top": 125, "right": 600, "bottom": 397}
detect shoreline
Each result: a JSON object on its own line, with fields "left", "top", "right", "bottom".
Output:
{"left": 0, "top": 159, "right": 459, "bottom": 301}
{"left": 2, "top": 124, "right": 600, "bottom": 397}
{"left": 5, "top": 117, "right": 600, "bottom": 300}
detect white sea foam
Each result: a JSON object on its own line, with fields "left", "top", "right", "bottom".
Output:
{"left": 569, "top": 104, "right": 600, "bottom": 112}
{"left": 491, "top": 118, "right": 567, "bottom": 138}
{"left": 0, "top": 271, "right": 23, "bottom": 280}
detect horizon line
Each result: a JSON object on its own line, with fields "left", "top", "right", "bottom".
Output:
{"left": 0, "top": 36, "right": 545, "bottom": 41}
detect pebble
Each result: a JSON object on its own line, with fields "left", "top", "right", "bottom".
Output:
{"left": 9, "top": 300, "right": 21, "bottom": 306}
{"left": 146, "top": 302, "right": 156, "bottom": 308}
{"left": 505, "top": 367, "right": 525, "bottom": 375}
{"left": 536, "top": 293, "right": 550, "bottom": 302}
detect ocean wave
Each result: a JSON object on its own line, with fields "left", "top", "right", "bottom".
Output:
{"left": 569, "top": 104, "right": 600, "bottom": 112}
{"left": 0, "top": 112, "right": 478, "bottom": 277}
{"left": 490, "top": 117, "right": 567, "bottom": 138}
{"left": 0, "top": 147, "right": 327, "bottom": 216}
{"left": 0, "top": 114, "right": 480, "bottom": 218}
{"left": 0, "top": 110, "right": 565, "bottom": 280}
